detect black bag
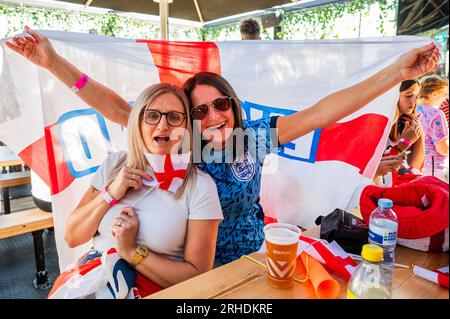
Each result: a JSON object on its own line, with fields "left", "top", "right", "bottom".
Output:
{"left": 315, "top": 208, "right": 369, "bottom": 254}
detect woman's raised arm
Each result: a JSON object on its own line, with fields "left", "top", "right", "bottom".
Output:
{"left": 276, "top": 43, "right": 440, "bottom": 145}
{"left": 6, "top": 26, "right": 131, "bottom": 127}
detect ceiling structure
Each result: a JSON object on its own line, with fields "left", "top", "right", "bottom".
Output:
{"left": 54, "top": 0, "right": 301, "bottom": 23}
{"left": 397, "top": 0, "right": 449, "bottom": 35}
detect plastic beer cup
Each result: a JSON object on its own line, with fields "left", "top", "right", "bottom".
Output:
{"left": 263, "top": 223, "right": 302, "bottom": 289}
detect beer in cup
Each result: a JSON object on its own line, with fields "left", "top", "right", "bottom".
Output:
{"left": 263, "top": 223, "right": 301, "bottom": 289}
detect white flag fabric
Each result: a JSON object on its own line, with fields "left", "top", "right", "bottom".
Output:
{"left": 413, "top": 265, "right": 449, "bottom": 288}
{"left": 0, "top": 31, "right": 433, "bottom": 269}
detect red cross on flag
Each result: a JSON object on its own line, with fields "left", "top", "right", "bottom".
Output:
{"left": 144, "top": 152, "right": 190, "bottom": 193}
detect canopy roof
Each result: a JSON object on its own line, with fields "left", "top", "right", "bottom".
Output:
{"left": 55, "top": 0, "right": 300, "bottom": 23}
{"left": 397, "top": 0, "right": 449, "bottom": 35}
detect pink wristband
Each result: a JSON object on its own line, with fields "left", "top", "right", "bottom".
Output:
{"left": 101, "top": 186, "right": 117, "bottom": 207}
{"left": 70, "top": 73, "right": 89, "bottom": 93}
{"left": 399, "top": 137, "right": 412, "bottom": 148}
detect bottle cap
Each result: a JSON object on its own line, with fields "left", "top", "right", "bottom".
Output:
{"left": 378, "top": 198, "right": 393, "bottom": 209}
{"left": 361, "top": 244, "right": 383, "bottom": 263}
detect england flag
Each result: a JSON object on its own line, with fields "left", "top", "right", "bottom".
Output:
{"left": 0, "top": 31, "right": 433, "bottom": 269}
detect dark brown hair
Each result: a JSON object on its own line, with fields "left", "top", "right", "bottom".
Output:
{"left": 239, "top": 18, "right": 260, "bottom": 39}
{"left": 400, "top": 79, "right": 420, "bottom": 92}
{"left": 183, "top": 72, "right": 245, "bottom": 160}
{"left": 183, "top": 72, "right": 244, "bottom": 130}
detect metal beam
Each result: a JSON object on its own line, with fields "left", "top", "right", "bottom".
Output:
{"left": 153, "top": 0, "right": 172, "bottom": 40}
{"left": 193, "top": 0, "right": 205, "bottom": 23}
{"left": 203, "top": 0, "right": 345, "bottom": 28}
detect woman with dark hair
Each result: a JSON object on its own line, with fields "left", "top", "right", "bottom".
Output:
{"left": 7, "top": 27, "right": 440, "bottom": 265}
{"left": 374, "top": 79, "right": 424, "bottom": 186}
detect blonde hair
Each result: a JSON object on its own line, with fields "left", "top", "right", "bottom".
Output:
{"left": 108, "top": 83, "right": 196, "bottom": 199}
{"left": 419, "top": 75, "right": 448, "bottom": 99}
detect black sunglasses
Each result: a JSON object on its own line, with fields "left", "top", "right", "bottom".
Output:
{"left": 143, "top": 109, "right": 186, "bottom": 127}
{"left": 191, "top": 96, "right": 233, "bottom": 120}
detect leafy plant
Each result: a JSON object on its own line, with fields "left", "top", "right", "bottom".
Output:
{"left": 279, "top": 0, "right": 397, "bottom": 40}
{"left": 0, "top": 0, "right": 397, "bottom": 41}
{"left": 0, "top": 3, "right": 193, "bottom": 40}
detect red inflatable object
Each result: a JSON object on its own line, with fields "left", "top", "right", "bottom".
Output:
{"left": 360, "top": 176, "right": 448, "bottom": 240}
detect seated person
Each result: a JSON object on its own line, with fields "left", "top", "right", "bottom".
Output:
{"left": 49, "top": 83, "right": 223, "bottom": 299}
{"left": 374, "top": 79, "right": 424, "bottom": 186}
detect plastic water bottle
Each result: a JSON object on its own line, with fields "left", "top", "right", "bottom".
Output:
{"left": 368, "top": 198, "right": 398, "bottom": 287}
{"left": 347, "top": 244, "right": 391, "bottom": 299}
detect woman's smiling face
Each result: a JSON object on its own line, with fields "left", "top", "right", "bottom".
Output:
{"left": 190, "top": 84, "right": 235, "bottom": 148}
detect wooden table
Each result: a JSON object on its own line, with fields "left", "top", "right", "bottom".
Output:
{"left": 0, "top": 146, "right": 30, "bottom": 215}
{"left": 148, "top": 227, "right": 449, "bottom": 299}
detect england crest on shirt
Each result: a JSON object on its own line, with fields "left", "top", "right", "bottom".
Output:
{"left": 231, "top": 152, "right": 256, "bottom": 181}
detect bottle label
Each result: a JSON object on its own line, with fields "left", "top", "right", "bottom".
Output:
{"left": 369, "top": 224, "right": 397, "bottom": 246}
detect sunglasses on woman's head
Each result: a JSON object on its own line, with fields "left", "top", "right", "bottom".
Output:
{"left": 190, "top": 96, "right": 233, "bottom": 120}
{"left": 143, "top": 109, "right": 186, "bottom": 127}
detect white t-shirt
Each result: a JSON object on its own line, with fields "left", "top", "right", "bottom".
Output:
{"left": 90, "top": 151, "right": 223, "bottom": 261}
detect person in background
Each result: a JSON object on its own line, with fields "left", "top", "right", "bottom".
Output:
{"left": 416, "top": 75, "right": 449, "bottom": 175}
{"left": 239, "top": 18, "right": 261, "bottom": 40}
{"left": 374, "top": 79, "right": 424, "bottom": 186}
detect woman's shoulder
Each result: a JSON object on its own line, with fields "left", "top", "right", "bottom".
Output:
{"left": 243, "top": 118, "right": 273, "bottom": 130}
{"left": 181, "top": 167, "right": 217, "bottom": 198}
{"left": 418, "top": 105, "right": 441, "bottom": 115}
{"left": 183, "top": 166, "right": 222, "bottom": 218}
{"left": 91, "top": 151, "right": 127, "bottom": 190}
{"left": 102, "top": 151, "right": 127, "bottom": 167}
{"left": 191, "top": 167, "right": 217, "bottom": 188}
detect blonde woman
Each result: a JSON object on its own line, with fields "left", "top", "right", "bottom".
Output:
{"left": 50, "top": 84, "right": 223, "bottom": 298}
{"left": 416, "top": 75, "right": 449, "bottom": 175}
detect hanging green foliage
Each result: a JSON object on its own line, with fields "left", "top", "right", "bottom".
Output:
{"left": 198, "top": 23, "right": 239, "bottom": 41}
{"left": 279, "top": 0, "right": 397, "bottom": 40}
{"left": 0, "top": 3, "right": 194, "bottom": 40}
{"left": 199, "top": 0, "right": 396, "bottom": 40}
{"left": 0, "top": 1, "right": 397, "bottom": 41}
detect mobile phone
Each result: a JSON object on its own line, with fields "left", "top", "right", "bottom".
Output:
{"left": 380, "top": 150, "right": 411, "bottom": 161}
{"left": 392, "top": 150, "right": 411, "bottom": 160}
{"left": 398, "top": 150, "right": 412, "bottom": 158}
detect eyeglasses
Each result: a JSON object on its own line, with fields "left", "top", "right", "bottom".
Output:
{"left": 191, "top": 96, "right": 233, "bottom": 120}
{"left": 143, "top": 109, "right": 186, "bottom": 127}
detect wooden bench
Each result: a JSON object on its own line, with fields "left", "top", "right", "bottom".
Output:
{"left": 0, "top": 146, "right": 23, "bottom": 169}
{"left": 0, "top": 171, "right": 31, "bottom": 215}
{"left": 0, "top": 208, "right": 54, "bottom": 289}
